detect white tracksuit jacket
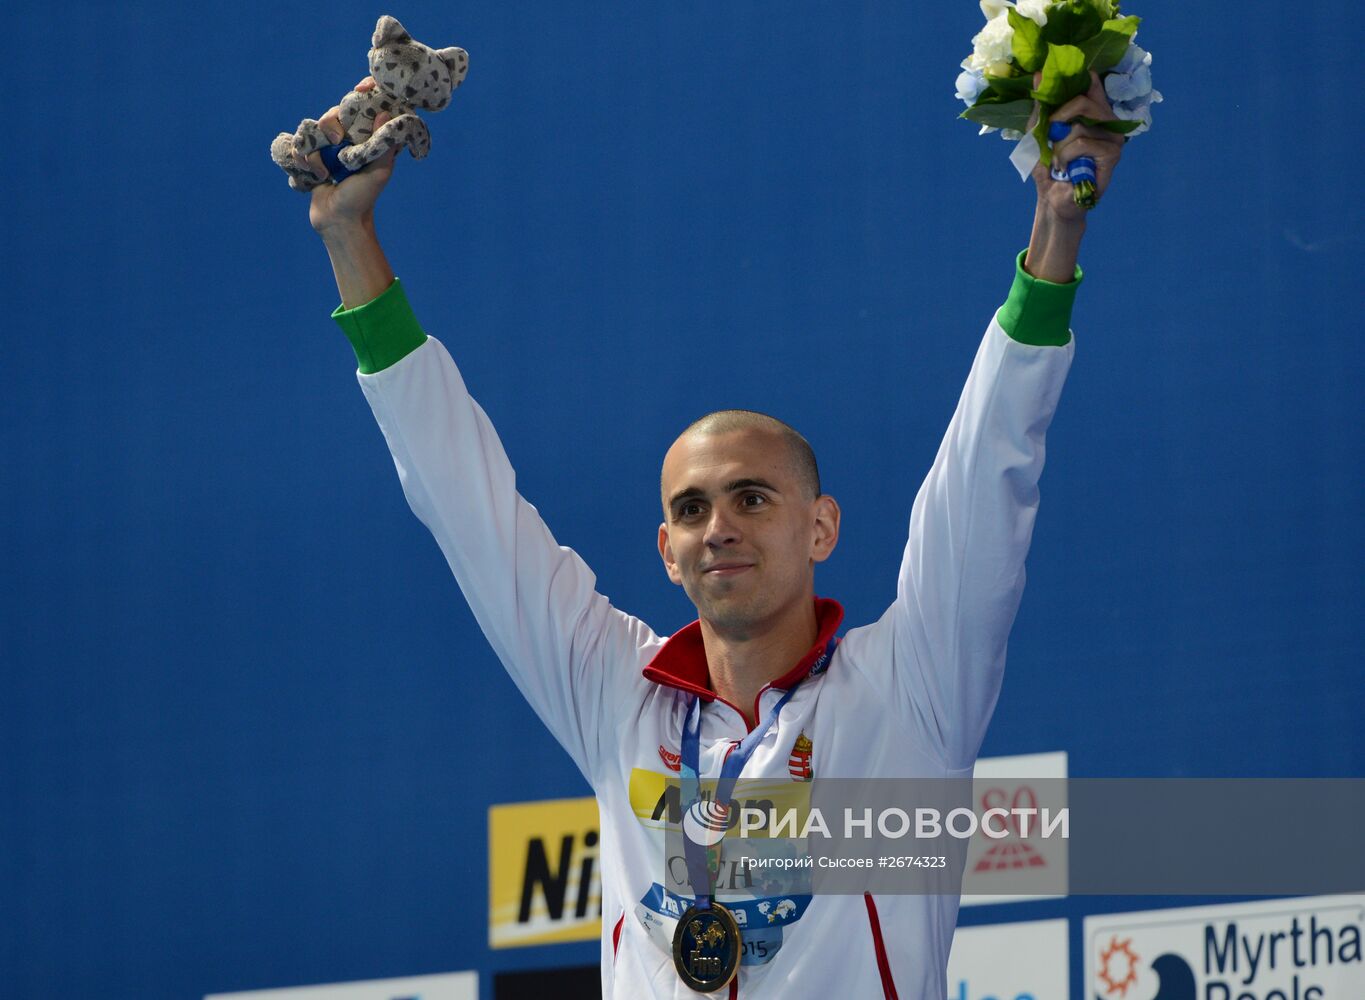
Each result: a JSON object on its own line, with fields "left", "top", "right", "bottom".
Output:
{"left": 345, "top": 261, "right": 1075, "bottom": 999}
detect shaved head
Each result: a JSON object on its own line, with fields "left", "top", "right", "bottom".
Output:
{"left": 666, "top": 409, "right": 821, "bottom": 502}
{"left": 657, "top": 409, "right": 840, "bottom": 638}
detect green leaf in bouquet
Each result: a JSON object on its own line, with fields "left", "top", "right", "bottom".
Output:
{"left": 961, "top": 98, "right": 1034, "bottom": 133}
{"left": 1097, "top": 117, "right": 1142, "bottom": 134}
{"left": 1059, "top": 114, "right": 1143, "bottom": 135}
{"left": 1041, "top": 1, "right": 1105, "bottom": 47}
{"left": 1031, "top": 44, "right": 1089, "bottom": 106}
{"left": 1079, "top": 15, "right": 1140, "bottom": 71}
{"left": 984, "top": 72, "right": 1035, "bottom": 100}
{"left": 1008, "top": 8, "right": 1047, "bottom": 73}
{"left": 975, "top": 81, "right": 1032, "bottom": 107}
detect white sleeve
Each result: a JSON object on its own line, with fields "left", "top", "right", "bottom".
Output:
{"left": 356, "top": 336, "right": 655, "bottom": 786}
{"left": 885, "top": 315, "right": 1073, "bottom": 769}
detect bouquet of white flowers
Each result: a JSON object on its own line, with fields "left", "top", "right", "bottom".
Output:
{"left": 955, "top": 0, "right": 1160, "bottom": 207}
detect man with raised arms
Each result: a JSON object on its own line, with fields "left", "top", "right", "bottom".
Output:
{"left": 291, "top": 67, "right": 1124, "bottom": 999}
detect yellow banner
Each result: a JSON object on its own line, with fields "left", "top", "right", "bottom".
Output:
{"left": 487, "top": 797, "right": 601, "bottom": 949}
{"left": 628, "top": 768, "right": 814, "bottom": 834}
{"left": 488, "top": 770, "right": 818, "bottom": 949}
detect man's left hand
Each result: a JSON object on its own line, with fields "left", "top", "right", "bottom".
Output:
{"left": 1022, "top": 70, "right": 1127, "bottom": 281}
{"left": 1032, "top": 70, "right": 1126, "bottom": 223}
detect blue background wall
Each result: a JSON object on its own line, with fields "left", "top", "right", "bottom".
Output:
{"left": 3, "top": 1, "right": 1360, "bottom": 997}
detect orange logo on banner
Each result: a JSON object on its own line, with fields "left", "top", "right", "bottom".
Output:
{"left": 1097, "top": 936, "right": 1141, "bottom": 998}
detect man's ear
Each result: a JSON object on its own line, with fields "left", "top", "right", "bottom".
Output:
{"left": 658, "top": 523, "right": 683, "bottom": 585}
{"left": 811, "top": 495, "right": 841, "bottom": 564}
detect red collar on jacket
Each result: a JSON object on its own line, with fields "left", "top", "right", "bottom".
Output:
{"left": 642, "top": 597, "right": 845, "bottom": 704}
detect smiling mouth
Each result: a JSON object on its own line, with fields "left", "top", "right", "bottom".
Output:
{"left": 704, "top": 564, "right": 753, "bottom": 576}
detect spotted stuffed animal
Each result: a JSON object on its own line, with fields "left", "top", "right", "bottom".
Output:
{"left": 270, "top": 15, "right": 468, "bottom": 191}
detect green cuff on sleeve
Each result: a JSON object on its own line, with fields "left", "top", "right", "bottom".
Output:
{"left": 996, "top": 249, "right": 1083, "bottom": 347}
{"left": 330, "top": 278, "right": 428, "bottom": 374}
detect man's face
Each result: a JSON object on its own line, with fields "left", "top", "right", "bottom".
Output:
{"left": 657, "top": 427, "right": 838, "bottom": 637}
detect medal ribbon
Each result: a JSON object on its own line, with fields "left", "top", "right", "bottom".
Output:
{"left": 679, "top": 637, "right": 837, "bottom": 909}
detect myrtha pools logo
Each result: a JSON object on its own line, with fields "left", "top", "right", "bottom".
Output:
{"left": 1087, "top": 896, "right": 1363, "bottom": 1000}
{"left": 1095, "top": 937, "right": 1196, "bottom": 1000}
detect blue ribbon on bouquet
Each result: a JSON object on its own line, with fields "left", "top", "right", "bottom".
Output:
{"left": 1047, "top": 121, "right": 1097, "bottom": 189}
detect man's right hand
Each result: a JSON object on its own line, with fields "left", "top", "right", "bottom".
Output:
{"left": 302, "top": 77, "right": 400, "bottom": 309}
{"left": 301, "top": 77, "right": 399, "bottom": 236}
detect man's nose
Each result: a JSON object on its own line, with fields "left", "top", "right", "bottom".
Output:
{"left": 704, "top": 508, "right": 741, "bottom": 547}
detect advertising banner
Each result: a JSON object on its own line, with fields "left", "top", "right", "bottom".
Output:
{"left": 947, "top": 918, "right": 1069, "bottom": 1000}
{"left": 204, "top": 970, "right": 477, "bottom": 1000}
{"left": 1084, "top": 895, "right": 1364, "bottom": 1000}
{"left": 488, "top": 796, "right": 602, "bottom": 948}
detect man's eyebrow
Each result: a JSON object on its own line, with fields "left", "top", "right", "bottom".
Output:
{"left": 725, "top": 478, "right": 780, "bottom": 495}
{"left": 667, "top": 478, "right": 782, "bottom": 511}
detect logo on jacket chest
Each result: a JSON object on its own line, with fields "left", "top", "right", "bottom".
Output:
{"left": 787, "top": 732, "right": 814, "bottom": 782}
{"left": 658, "top": 744, "right": 682, "bottom": 772}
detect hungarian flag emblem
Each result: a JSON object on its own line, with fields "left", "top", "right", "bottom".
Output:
{"left": 788, "top": 733, "right": 813, "bottom": 781}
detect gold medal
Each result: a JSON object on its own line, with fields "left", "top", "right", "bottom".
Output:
{"left": 672, "top": 902, "right": 741, "bottom": 993}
